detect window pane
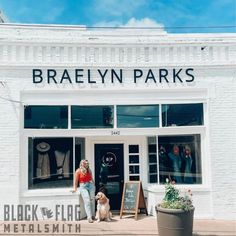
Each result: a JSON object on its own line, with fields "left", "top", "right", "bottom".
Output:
{"left": 147, "top": 137, "right": 158, "bottom": 183}
{"left": 71, "top": 106, "right": 113, "bottom": 128}
{"left": 117, "top": 105, "right": 159, "bottom": 128}
{"left": 158, "top": 135, "right": 202, "bottom": 184}
{"left": 149, "top": 174, "right": 157, "bottom": 183}
{"left": 148, "top": 144, "right": 156, "bottom": 153}
{"left": 162, "top": 104, "right": 203, "bottom": 127}
{"left": 149, "top": 154, "right": 157, "bottom": 163}
{"left": 129, "top": 145, "right": 139, "bottom": 153}
{"left": 129, "top": 176, "right": 140, "bottom": 181}
{"left": 129, "top": 166, "right": 140, "bottom": 174}
{"left": 24, "top": 106, "right": 68, "bottom": 129}
{"left": 129, "top": 155, "right": 139, "bottom": 164}
{"left": 149, "top": 164, "right": 157, "bottom": 173}
{"left": 28, "top": 137, "right": 73, "bottom": 189}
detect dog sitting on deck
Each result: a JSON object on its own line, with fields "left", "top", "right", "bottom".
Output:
{"left": 95, "top": 192, "right": 112, "bottom": 222}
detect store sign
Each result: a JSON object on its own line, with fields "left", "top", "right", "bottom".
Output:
{"left": 2, "top": 204, "right": 81, "bottom": 234}
{"left": 102, "top": 152, "right": 117, "bottom": 167}
{"left": 32, "top": 68, "right": 195, "bottom": 84}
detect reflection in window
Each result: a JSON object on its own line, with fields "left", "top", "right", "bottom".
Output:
{"left": 71, "top": 106, "right": 113, "bottom": 128}
{"left": 24, "top": 106, "right": 68, "bottom": 129}
{"left": 117, "top": 105, "right": 159, "bottom": 128}
{"left": 162, "top": 104, "right": 203, "bottom": 127}
{"left": 28, "top": 137, "right": 73, "bottom": 189}
{"left": 148, "top": 135, "right": 202, "bottom": 185}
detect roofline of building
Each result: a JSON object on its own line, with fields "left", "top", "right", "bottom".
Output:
{"left": 0, "top": 22, "right": 235, "bottom": 36}
{"left": 0, "top": 23, "right": 235, "bottom": 46}
{"left": 0, "top": 22, "right": 87, "bottom": 29}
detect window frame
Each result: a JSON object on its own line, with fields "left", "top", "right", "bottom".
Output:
{"left": 28, "top": 136, "right": 74, "bottom": 190}
{"left": 71, "top": 105, "right": 114, "bottom": 129}
{"left": 20, "top": 97, "right": 208, "bottom": 195}
{"left": 128, "top": 144, "right": 141, "bottom": 181}
{"left": 116, "top": 104, "right": 160, "bottom": 128}
{"left": 24, "top": 105, "right": 69, "bottom": 129}
{"left": 161, "top": 103, "right": 204, "bottom": 127}
{"left": 147, "top": 133, "right": 204, "bottom": 185}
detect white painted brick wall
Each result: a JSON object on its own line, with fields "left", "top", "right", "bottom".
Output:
{"left": 0, "top": 85, "right": 20, "bottom": 220}
{"left": 209, "top": 76, "right": 236, "bottom": 219}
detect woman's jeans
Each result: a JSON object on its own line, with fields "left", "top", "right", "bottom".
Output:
{"left": 78, "top": 182, "right": 95, "bottom": 219}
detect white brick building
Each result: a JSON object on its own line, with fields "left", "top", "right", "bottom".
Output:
{"left": 0, "top": 24, "right": 235, "bottom": 220}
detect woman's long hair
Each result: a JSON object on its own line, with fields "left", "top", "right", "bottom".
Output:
{"left": 79, "top": 159, "right": 91, "bottom": 174}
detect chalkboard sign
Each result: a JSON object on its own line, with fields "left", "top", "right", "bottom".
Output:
{"left": 123, "top": 182, "right": 138, "bottom": 211}
{"left": 120, "top": 181, "right": 148, "bottom": 220}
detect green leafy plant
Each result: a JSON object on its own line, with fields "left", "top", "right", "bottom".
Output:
{"left": 160, "top": 179, "right": 194, "bottom": 211}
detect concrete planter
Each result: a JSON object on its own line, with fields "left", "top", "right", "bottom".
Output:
{"left": 155, "top": 205, "right": 194, "bottom": 236}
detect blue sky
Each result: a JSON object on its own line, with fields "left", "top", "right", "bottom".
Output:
{"left": 0, "top": 0, "right": 235, "bottom": 33}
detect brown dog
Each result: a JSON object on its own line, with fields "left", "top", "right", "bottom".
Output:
{"left": 95, "top": 192, "right": 112, "bottom": 222}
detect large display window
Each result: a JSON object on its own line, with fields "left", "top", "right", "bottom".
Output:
{"left": 28, "top": 137, "right": 84, "bottom": 189}
{"left": 24, "top": 102, "right": 205, "bottom": 189}
{"left": 148, "top": 135, "right": 202, "bottom": 184}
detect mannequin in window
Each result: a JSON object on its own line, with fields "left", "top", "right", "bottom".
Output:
{"left": 168, "top": 145, "right": 183, "bottom": 183}
{"left": 36, "top": 142, "right": 51, "bottom": 179}
{"left": 159, "top": 146, "right": 171, "bottom": 183}
{"left": 183, "top": 145, "right": 193, "bottom": 184}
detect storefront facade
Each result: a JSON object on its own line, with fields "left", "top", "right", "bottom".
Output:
{"left": 0, "top": 24, "right": 235, "bottom": 220}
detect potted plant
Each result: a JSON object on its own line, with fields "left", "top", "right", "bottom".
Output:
{"left": 155, "top": 179, "right": 195, "bottom": 236}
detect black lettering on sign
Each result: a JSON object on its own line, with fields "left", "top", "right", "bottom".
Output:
{"left": 133, "top": 69, "right": 143, "bottom": 83}
{"left": 185, "top": 68, "right": 195, "bottom": 82}
{"left": 32, "top": 69, "right": 43, "bottom": 83}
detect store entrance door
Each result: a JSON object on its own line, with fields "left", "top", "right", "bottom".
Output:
{"left": 94, "top": 144, "right": 124, "bottom": 210}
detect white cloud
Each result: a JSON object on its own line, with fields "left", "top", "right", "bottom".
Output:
{"left": 121, "top": 17, "right": 164, "bottom": 29}
{"left": 93, "top": 17, "right": 165, "bottom": 32}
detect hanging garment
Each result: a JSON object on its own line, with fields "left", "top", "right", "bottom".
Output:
{"left": 55, "top": 150, "right": 70, "bottom": 178}
{"left": 183, "top": 155, "right": 193, "bottom": 184}
{"left": 168, "top": 152, "right": 183, "bottom": 183}
{"left": 36, "top": 153, "right": 51, "bottom": 179}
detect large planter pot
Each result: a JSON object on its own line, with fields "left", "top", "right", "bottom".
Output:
{"left": 155, "top": 205, "right": 194, "bottom": 236}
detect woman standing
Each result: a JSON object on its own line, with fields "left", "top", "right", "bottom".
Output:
{"left": 72, "top": 159, "right": 95, "bottom": 223}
